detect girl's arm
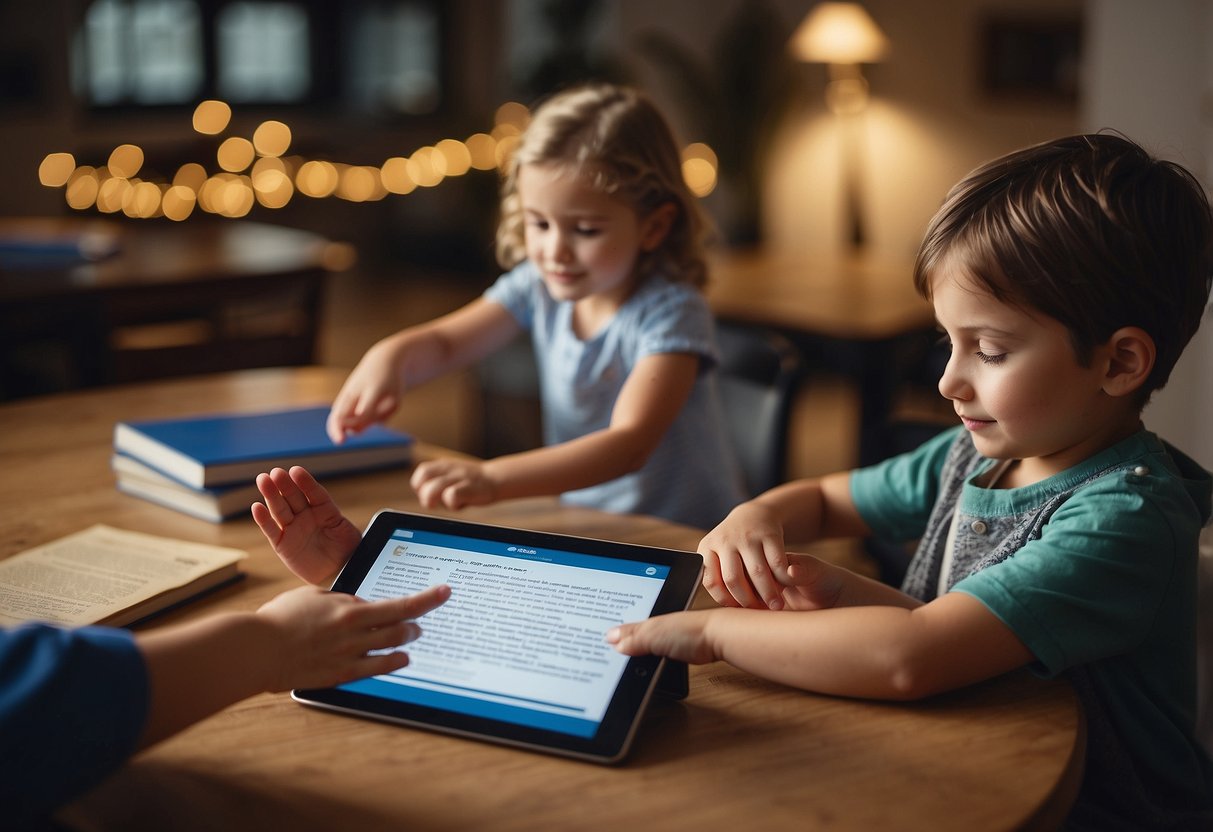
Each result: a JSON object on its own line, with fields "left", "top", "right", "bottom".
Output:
{"left": 328, "top": 299, "right": 521, "bottom": 443}
{"left": 608, "top": 591, "right": 1034, "bottom": 701}
{"left": 412, "top": 350, "right": 699, "bottom": 509}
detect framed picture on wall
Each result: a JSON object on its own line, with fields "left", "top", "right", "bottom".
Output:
{"left": 981, "top": 15, "right": 1082, "bottom": 104}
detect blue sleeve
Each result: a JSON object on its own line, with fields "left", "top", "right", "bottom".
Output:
{"left": 632, "top": 282, "right": 717, "bottom": 364}
{"left": 1, "top": 623, "right": 149, "bottom": 826}
{"left": 482, "top": 261, "right": 539, "bottom": 329}
{"left": 849, "top": 425, "right": 961, "bottom": 542}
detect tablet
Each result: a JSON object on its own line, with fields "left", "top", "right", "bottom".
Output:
{"left": 292, "top": 510, "right": 704, "bottom": 764}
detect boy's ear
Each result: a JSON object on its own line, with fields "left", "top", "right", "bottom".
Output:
{"left": 1101, "top": 326, "right": 1156, "bottom": 398}
{"left": 639, "top": 202, "right": 678, "bottom": 252}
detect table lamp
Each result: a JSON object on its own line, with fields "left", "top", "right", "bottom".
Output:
{"left": 789, "top": 2, "right": 889, "bottom": 248}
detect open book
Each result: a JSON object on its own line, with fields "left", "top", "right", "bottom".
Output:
{"left": 0, "top": 525, "right": 247, "bottom": 628}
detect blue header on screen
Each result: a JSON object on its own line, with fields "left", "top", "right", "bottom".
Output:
{"left": 390, "top": 529, "right": 671, "bottom": 579}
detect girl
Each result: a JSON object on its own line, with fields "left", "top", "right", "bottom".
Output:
{"left": 324, "top": 83, "right": 745, "bottom": 529}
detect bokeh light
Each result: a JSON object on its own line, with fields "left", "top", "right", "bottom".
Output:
{"left": 108, "top": 145, "right": 144, "bottom": 179}
{"left": 38, "top": 153, "right": 76, "bottom": 187}
{"left": 193, "top": 100, "right": 232, "bottom": 135}
{"left": 217, "top": 137, "right": 256, "bottom": 172}
{"left": 162, "top": 185, "right": 197, "bottom": 221}
{"left": 253, "top": 120, "right": 292, "bottom": 157}
{"left": 37, "top": 99, "right": 717, "bottom": 221}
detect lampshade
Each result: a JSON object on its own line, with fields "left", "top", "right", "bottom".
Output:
{"left": 789, "top": 2, "right": 890, "bottom": 64}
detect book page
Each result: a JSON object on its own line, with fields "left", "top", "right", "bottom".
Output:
{"left": 0, "top": 525, "right": 247, "bottom": 627}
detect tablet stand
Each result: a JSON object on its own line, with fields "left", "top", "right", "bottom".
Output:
{"left": 654, "top": 660, "right": 689, "bottom": 700}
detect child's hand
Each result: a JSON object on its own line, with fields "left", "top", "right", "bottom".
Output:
{"left": 327, "top": 340, "right": 405, "bottom": 443}
{"left": 698, "top": 501, "right": 795, "bottom": 610}
{"left": 410, "top": 458, "right": 499, "bottom": 510}
{"left": 255, "top": 582, "right": 451, "bottom": 691}
{"left": 252, "top": 466, "right": 363, "bottom": 586}
{"left": 605, "top": 610, "right": 719, "bottom": 664}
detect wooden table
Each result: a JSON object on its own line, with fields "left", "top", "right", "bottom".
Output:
{"left": 0, "top": 368, "right": 1084, "bottom": 831}
{"left": 0, "top": 217, "right": 333, "bottom": 400}
{"left": 708, "top": 250, "right": 938, "bottom": 465}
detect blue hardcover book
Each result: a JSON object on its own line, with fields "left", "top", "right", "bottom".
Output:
{"left": 113, "top": 405, "right": 413, "bottom": 489}
{"left": 112, "top": 452, "right": 263, "bottom": 523}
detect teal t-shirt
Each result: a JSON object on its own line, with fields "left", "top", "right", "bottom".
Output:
{"left": 851, "top": 426, "right": 1213, "bottom": 826}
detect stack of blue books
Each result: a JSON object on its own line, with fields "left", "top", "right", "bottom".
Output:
{"left": 112, "top": 405, "right": 414, "bottom": 522}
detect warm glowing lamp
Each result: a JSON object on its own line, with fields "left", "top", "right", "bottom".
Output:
{"left": 790, "top": 2, "right": 889, "bottom": 249}
{"left": 790, "top": 2, "right": 889, "bottom": 114}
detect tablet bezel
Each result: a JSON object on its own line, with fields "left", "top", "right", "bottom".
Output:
{"left": 292, "top": 509, "right": 703, "bottom": 764}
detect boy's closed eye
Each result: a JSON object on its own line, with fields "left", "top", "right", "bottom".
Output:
{"left": 936, "top": 331, "right": 1008, "bottom": 366}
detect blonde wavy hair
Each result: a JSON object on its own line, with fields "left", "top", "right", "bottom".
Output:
{"left": 495, "top": 83, "right": 711, "bottom": 289}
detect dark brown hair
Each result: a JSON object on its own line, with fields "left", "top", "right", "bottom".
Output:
{"left": 914, "top": 133, "right": 1213, "bottom": 401}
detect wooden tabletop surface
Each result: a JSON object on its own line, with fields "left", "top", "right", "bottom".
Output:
{"left": 707, "top": 249, "right": 935, "bottom": 341}
{"left": 0, "top": 367, "right": 1083, "bottom": 832}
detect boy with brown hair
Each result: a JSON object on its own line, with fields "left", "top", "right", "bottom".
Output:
{"left": 608, "top": 133, "right": 1213, "bottom": 828}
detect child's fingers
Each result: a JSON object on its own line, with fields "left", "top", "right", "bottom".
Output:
{"left": 715, "top": 551, "right": 766, "bottom": 610}
{"left": 255, "top": 470, "right": 296, "bottom": 525}
{"left": 287, "top": 466, "right": 333, "bottom": 509}
{"left": 268, "top": 466, "right": 310, "bottom": 515}
{"left": 739, "top": 545, "right": 787, "bottom": 610}
{"left": 250, "top": 501, "right": 281, "bottom": 541}
{"left": 605, "top": 622, "right": 645, "bottom": 655}
{"left": 699, "top": 549, "right": 743, "bottom": 607}
{"left": 360, "top": 583, "right": 452, "bottom": 628}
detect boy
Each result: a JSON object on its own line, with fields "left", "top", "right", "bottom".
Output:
{"left": 607, "top": 133, "right": 1213, "bottom": 829}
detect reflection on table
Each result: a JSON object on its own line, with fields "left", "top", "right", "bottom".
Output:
{"left": 0, "top": 367, "right": 1082, "bottom": 831}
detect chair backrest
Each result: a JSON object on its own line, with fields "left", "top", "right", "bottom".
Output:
{"left": 474, "top": 333, "right": 543, "bottom": 459}
{"left": 715, "top": 320, "right": 803, "bottom": 497}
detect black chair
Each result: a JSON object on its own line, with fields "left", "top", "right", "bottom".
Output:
{"left": 474, "top": 333, "right": 543, "bottom": 459}
{"left": 714, "top": 320, "right": 803, "bottom": 498}
{"left": 473, "top": 321, "right": 803, "bottom": 500}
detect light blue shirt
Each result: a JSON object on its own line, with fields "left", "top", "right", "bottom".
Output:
{"left": 484, "top": 261, "right": 745, "bottom": 529}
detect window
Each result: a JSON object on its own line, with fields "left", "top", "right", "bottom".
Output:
{"left": 71, "top": 0, "right": 446, "bottom": 113}
{"left": 73, "top": 0, "right": 204, "bottom": 105}
{"left": 345, "top": 2, "right": 442, "bottom": 115}
{"left": 216, "top": 2, "right": 310, "bottom": 102}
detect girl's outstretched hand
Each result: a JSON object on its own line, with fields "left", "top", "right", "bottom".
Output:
{"left": 252, "top": 466, "right": 363, "bottom": 586}
{"left": 326, "top": 339, "right": 405, "bottom": 443}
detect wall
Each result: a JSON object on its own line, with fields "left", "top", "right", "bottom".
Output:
{"left": 1082, "top": 0, "right": 1213, "bottom": 468}
{"left": 616, "top": 0, "right": 1081, "bottom": 259}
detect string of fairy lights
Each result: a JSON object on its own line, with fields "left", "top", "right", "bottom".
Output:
{"left": 37, "top": 99, "right": 721, "bottom": 222}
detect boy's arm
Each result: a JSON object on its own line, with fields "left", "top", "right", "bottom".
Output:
{"left": 328, "top": 299, "right": 520, "bottom": 442}
{"left": 609, "top": 591, "right": 1034, "bottom": 701}
{"left": 412, "top": 351, "right": 699, "bottom": 508}
{"left": 700, "top": 472, "right": 885, "bottom": 610}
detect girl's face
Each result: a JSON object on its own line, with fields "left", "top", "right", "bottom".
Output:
{"left": 516, "top": 162, "right": 669, "bottom": 309}
{"left": 931, "top": 259, "right": 1132, "bottom": 485}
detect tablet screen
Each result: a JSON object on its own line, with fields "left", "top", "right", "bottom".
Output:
{"left": 294, "top": 510, "right": 703, "bottom": 763}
